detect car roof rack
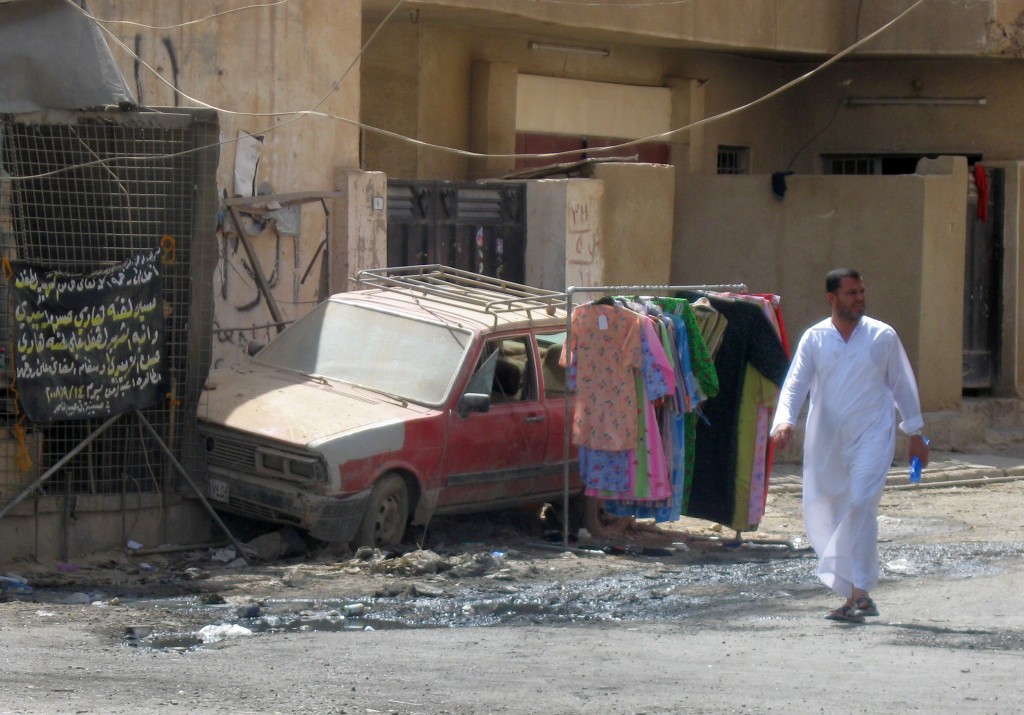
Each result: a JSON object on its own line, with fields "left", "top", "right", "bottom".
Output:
{"left": 354, "top": 265, "right": 567, "bottom": 322}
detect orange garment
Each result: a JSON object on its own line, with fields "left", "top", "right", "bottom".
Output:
{"left": 563, "top": 303, "right": 643, "bottom": 450}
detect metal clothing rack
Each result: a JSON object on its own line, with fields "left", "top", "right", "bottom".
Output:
{"left": 559, "top": 283, "right": 748, "bottom": 546}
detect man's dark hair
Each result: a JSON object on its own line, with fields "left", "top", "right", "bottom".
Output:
{"left": 826, "top": 268, "right": 861, "bottom": 294}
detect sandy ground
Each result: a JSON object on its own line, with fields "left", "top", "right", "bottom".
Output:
{"left": 1, "top": 479, "right": 1024, "bottom": 714}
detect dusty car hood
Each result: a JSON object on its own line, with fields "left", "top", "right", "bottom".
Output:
{"left": 197, "top": 363, "right": 437, "bottom": 447}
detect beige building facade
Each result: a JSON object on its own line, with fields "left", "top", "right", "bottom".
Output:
{"left": 88, "top": 0, "right": 1024, "bottom": 408}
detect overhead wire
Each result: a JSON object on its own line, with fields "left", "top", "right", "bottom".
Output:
{"left": 87, "top": 0, "right": 293, "bottom": 31}
{"left": 10, "top": 0, "right": 928, "bottom": 181}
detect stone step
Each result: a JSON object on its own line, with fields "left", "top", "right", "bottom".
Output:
{"left": 983, "top": 425, "right": 1024, "bottom": 449}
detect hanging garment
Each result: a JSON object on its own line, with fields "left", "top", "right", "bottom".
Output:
{"left": 604, "top": 298, "right": 717, "bottom": 521}
{"left": 586, "top": 313, "right": 675, "bottom": 502}
{"left": 691, "top": 297, "right": 728, "bottom": 359}
{"left": 563, "top": 303, "right": 643, "bottom": 451}
{"left": 974, "top": 163, "right": 989, "bottom": 223}
{"left": 678, "top": 291, "right": 789, "bottom": 529}
{"left": 717, "top": 293, "right": 790, "bottom": 529}
{"left": 732, "top": 364, "right": 779, "bottom": 530}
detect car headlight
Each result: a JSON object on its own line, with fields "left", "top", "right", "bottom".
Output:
{"left": 255, "top": 447, "right": 326, "bottom": 483}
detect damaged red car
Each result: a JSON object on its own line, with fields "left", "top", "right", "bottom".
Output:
{"left": 196, "top": 266, "right": 580, "bottom": 548}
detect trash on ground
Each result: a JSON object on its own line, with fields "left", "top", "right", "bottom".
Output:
{"left": 197, "top": 623, "right": 253, "bottom": 643}
{"left": 210, "top": 547, "right": 236, "bottom": 563}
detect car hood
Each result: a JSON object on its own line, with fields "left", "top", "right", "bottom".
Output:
{"left": 197, "top": 363, "right": 437, "bottom": 447}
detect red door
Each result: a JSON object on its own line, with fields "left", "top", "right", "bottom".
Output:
{"left": 438, "top": 334, "right": 552, "bottom": 509}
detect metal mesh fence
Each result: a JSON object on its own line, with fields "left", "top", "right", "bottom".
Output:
{"left": 0, "top": 108, "right": 217, "bottom": 502}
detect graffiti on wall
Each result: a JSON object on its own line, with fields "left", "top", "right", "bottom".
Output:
{"left": 132, "top": 34, "right": 181, "bottom": 107}
{"left": 566, "top": 198, "right": 602, "bottom": 288}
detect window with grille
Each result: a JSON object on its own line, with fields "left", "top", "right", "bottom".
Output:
{"left": 823, "top": 155, "right": 881, "bottom": 175}
{"left": 716, "top": 145, "right": 750, "bottom": 175}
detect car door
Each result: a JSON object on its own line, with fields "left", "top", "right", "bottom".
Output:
{"left": 438, "top": 333, "right": 551, "bottom": 509}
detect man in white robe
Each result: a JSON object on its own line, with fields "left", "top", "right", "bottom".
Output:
{"left": 771, "top": 268, "right": 929, "bottom": 623}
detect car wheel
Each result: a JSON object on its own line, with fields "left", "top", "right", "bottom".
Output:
{"left": 353, "top": 473, "right": 409, "bottom": 549}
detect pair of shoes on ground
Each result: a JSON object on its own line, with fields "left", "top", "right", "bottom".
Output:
{"left": 825, "top": 597, "right": 879, "bottom": 623}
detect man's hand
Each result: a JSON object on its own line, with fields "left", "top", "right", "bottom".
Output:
{"left": 771, "top": 423, "right": 794, "bottom": 450}
{"left": 908, "top": 434, "right": 930, "bottom": 468}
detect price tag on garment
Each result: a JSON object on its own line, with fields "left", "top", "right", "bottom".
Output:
{"left": 598, "top": 315, "right": 609, "bottom": 330}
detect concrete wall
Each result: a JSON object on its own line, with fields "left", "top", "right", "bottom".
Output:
{"left": 673, "top": 159, "right": 967, "bottom": 412}
{"left": 0, "top": 494, "right": 211, "bottom": 564}
{"left": 917, "top": 157, "right": 970, "bottom": 408}
{"left": 781, "top": 59, "right": 1024, "bottom": 174}
{"left": 590, "top": 163, "right": 675, "bottom": 286}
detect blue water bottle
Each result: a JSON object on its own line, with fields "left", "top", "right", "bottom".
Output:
{"left": 909, "top": 436, "right": 930, "bottom": 483}
{"left": 909, "top": 457, "right": 922, "bottom": 483}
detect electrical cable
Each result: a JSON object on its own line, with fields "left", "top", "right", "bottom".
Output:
{"left": 9, "top": 0, "right": 928, "bottom": 182}
{"left": 90, "top": 0, "right": 292, "bottom": 31}
{"left": 784, "top": 90, "right": 846, "bottom": 172}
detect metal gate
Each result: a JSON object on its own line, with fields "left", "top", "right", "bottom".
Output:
{"left": 963, "top": 166, "right": 1003, "bottom": 392}
{"left": 387, "top": 180, "right": 525, "bottom": 283}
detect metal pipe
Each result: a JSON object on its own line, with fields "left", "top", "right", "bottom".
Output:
{"left": 133, "top": 410, "right": 251, "bottom": 564}
{"left": 0, "top": 413, "right": 123, "bottom": 523}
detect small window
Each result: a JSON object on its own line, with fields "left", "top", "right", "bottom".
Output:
{"left": 717, "top": 145, "right": 750, "bottom": 175}
{"left": 822, "top": 155, "right": 880, "bottom": 175}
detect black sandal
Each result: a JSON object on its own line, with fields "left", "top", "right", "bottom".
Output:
{"left": 854, "top": 596, "right": 879, "bottom": 617}
{"left": 825, "top": 605, "right": 865, "bottom": 623}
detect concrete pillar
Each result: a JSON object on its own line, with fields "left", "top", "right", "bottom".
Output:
{"left": 564, "top": 180, "right": 606, "bottom": 290}
{"left": 470, "top": 61, "right": 519, "bottom": 179}
{"left": 330, "top": 170, "right": 388, "bottom": 293}
{"left": 666, "top": 77, "right": 706, "bottom": 174}
{"left": 525, "top": 178, "right": 604, "bottom": 291}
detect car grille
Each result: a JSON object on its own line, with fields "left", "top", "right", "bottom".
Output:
{"left": 199, "top": 426, "right": 327, "bottom": 484}
{"left": 205, "top": 432, "right": 255, "bottom": 472}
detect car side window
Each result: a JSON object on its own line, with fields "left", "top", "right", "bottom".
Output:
{"left": 537, "top": 332, "right": 567, "bottom": 400}
{"left": 479, "top": 335, "right": 536, "bottom": 403}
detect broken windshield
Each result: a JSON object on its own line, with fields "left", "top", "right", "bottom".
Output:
{"left": 254, "top": 300, "right": 473, "bottom": 405}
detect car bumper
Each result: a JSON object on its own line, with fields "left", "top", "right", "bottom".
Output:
{"left": 208, "top": 473, "right": 370, "bottom": 543}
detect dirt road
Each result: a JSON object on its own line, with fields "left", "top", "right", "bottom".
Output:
{"left": 2, "top": 479, "right": 1024, "bottom": 714}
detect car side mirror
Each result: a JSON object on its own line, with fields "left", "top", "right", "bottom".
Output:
{"left": 457, "top": 392, "right": 491, "bottom": 418}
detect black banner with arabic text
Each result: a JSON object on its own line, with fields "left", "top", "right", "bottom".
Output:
{"left": 9, "top": 249, "right": 167, "bottom": 422}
